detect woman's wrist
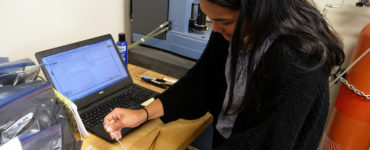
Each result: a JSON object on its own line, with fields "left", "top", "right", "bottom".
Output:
{"left": 137, "top": 109, "right": 147, "bottom": 124}
{"left": 142, "top": 107, "right": 149, "bottom": 121}
{"left": 136, "top": 99, "right": 164, "bottom": 124}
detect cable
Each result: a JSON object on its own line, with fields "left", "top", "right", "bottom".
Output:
{"left": 115, "top": 136, "right": 128, "bottom": 150}
{"left": 104, "top": 123, "right": 128, "bottom": 150}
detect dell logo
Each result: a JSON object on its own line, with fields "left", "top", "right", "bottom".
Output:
{"left": 99, "top": 91, "right": 104, "bottom": 95}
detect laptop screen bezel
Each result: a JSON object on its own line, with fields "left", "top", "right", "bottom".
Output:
{"left": 35, "top": 34, "right": 133, "bottom": 109}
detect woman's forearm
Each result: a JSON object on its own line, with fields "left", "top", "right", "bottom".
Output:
{"left": 144, "top": 98, "right": 164, "bottom": 120}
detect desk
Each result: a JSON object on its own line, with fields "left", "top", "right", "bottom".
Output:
{"left": 80, "top": 64, "right": 213, "bottom": 150}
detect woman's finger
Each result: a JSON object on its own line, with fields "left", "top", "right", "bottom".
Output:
{"left": 109, "top": 120, "right": 124, "bottom": 131}
{"left": 103, "top": 113, "right": 113, "bottom": 125}
{"left": 109, "top": 132, "right": 115, "bottom": 140}
{"left": 114, "top": 130, "right": 121, "bottom": 140}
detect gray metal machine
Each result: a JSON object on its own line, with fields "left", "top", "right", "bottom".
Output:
{"left": 131, "top": 0, "right": 212, "bottom": 60}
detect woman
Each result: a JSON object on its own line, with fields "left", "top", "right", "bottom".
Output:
{"left": 104, "top": 0, "right": 345, "bottom": 149}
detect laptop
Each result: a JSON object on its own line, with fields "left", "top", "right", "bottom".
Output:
{"left": 35, "top": 34, "right": 158, "bottom": 142}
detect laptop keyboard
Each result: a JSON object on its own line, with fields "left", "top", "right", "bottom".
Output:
{"left": 80, "top": 85, "right": 156, "bottom": 128}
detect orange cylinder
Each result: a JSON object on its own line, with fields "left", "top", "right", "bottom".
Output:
{"left": 324, "top": 24, "right": 370, "bottom": 150}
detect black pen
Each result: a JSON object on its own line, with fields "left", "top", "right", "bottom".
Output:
{"left": 141, "top": 76, "right": 169, "bottom": 89}
{"left": 140, "top": 76, "right": 166, "bottom": 82}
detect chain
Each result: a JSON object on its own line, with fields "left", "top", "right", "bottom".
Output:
{"left": 330, "top": 48, "right": 370, "bottom": 100}
{"left": 337, "top": 74, "right": 370, "bottom": 100}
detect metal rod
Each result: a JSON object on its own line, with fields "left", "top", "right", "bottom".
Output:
{"left": 146, "top": 21, "right": 170, "bottom": 38}
{"left": 330, "top": 48, "right": 370, "bottom": 86}
{"left": 127, "top": 27, "right": 169, "bottom": 50}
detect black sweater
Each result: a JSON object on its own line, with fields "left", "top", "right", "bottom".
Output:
{"left": 157, "top": 32, "right": 329, "bottom": 150}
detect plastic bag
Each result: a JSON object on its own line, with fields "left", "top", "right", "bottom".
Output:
{"left": 0, "top": 57, "right": 8, "bottom": 64}
{"left": 20, "top": 124, "right": 62, "bottom": 150}
{"left": 0, "top": 58, "right": 35, "bottom": 75}
{"left": 0, "top": 65, "right": 41, "bottom": 87}
{"left": 0, "top": 81, "right": 44, "bottom": 111}
{"left": 0, "top": 82, "right": 59, "bottom": 143}
{"left": 0, "top": 82, "right": 80, "bottom": 149}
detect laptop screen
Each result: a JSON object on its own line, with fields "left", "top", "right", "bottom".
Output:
{"left": 41, "top": 39, "right": 128, "bottom": 101}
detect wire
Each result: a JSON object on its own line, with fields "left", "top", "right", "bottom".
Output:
{"left": 104, "top": 122, "right": 128, "bottom": 150}
{"left": 115, "top": 136, "right": 128, "bottom": 150}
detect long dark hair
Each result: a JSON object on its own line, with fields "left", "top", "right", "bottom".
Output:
{"left": 209, "top": 0, "right": 345, "bottom": 115}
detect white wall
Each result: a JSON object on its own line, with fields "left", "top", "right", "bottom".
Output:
{"left": 0, "top": 0, "right": 125, "bottom": 63}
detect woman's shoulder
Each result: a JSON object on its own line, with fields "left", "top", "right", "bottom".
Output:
{"left": 263, "top": 38, "right": 321, "bottom": 70}
{"left": 257, "top": 38, "right": 329, "bottom": 94}
{"left": 257, "top": 38, "right": 329, "bottom": 84}
{"left": 265, "top": 39, "right": 302, "bottom": 59}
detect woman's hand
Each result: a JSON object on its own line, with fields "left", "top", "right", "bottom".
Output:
{"left": 103, "top": 99, "right": 164, "bottom": 140}
{"left": 103, "top": 107, "right": 147, "bottom": 139}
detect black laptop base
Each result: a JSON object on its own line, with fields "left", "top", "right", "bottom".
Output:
{"left": 87, "top": 105, "right": 144, "bottom": 143}
{"left": 80, "top": 84, "right": 158, "bottom": 143}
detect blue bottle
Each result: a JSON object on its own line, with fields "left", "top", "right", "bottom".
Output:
{"left": 117, "top": 33, "right": 128, "bottom": 66}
